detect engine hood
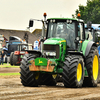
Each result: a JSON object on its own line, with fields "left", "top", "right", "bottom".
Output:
{"left": 44, "top": 38, "right": 66, "bottom": 45}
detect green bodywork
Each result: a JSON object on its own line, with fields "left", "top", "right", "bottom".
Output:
{"left": 81, "top": 40, "right": 90, "bottom": 56}
{"left": 34, "top": 38, "right": 66, "bottom": 73}
{"left": 33, "top": 37, "right": 90, "bottom": 75}
{"left": 30, "top": 18, "right": 92, "bottom": 76}
{"left": 44, "top": 38, "right": 66, "bottom": 61}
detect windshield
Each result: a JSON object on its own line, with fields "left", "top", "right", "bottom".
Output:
{"left": 18, "top": 44, "right": 28, "bottom": 51}
{"left": 48, "top": 21, "right": 76, "bottom": 48}
{"left": 12, "top": 42, "right": 21, "bottom": 44}
{"left": 95, "top": 30, "right": 100, "bottom": 43}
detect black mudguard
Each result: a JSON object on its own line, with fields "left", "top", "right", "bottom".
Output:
{"left": 85, "top": 41, "right": 97, "bottom": 57}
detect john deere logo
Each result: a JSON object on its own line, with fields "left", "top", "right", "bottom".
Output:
{"left": 35, "top": 58, "right": 47, "bottom": 66}
{"left": 39, "top": 59, "right": 43, "bottom": 64}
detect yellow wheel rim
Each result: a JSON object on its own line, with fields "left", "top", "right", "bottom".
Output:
{"left": 93, "top": 55, "right": 99, "bottom": 80}
{"left": 77, "top": 63, "right": 82, "bottom": 82}
{"left": 35, "top": 73, "right": 40, "bottom": 80}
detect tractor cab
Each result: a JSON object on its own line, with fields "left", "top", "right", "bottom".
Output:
{"left": 15, "top": 43, "right": 32, "bottom": 52}
{"left": 17, "top": 44, "right": 28, "bottom": 51}
{"left": 45, "top": 18, "right": 85, "bottom": 54}
{"left": 85, "top": 23, "right": 100, "bottom": 42}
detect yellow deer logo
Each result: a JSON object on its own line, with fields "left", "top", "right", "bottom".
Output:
{"left": 39, "top": 59, "right": 43, "bottom": 64}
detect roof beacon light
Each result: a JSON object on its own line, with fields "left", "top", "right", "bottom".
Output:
{"left": 77, "top": 13, "right": 81, "bottom": 18}
{"left": 43, "top": 13, "right": 47, "bottom": 17}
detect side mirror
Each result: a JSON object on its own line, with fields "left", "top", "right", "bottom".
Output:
{"left": 87, "top": 21, "right": 92, "bottom": 29}
{"left": 29, "top": 20, "right": 34, "bottom": 27}
{"left": 87, "top": 34, "right": 89, "bottom": 40}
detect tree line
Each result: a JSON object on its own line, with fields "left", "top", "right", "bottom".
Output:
{"left": 72, "top": 0, "right": 100, "bottom": 24}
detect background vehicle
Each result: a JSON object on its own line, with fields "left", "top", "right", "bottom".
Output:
{"left": 85, "top": 24, "right": 100, "bottom": 54}
{"left": 85, "top": 23, "right": 100, "bottom": 82}
{"left": 0, "top": 35, "right": 4, "bottom": 52}
{"left": 20, "top": 14, "right": 100, "bottom": 88}
{"left": 5, "top": 36, "right": 26, "bottom": 56}
{"left": 3, "top": 36, "right": 26, "bottom": 63}
{"left": 10, "top": 43, "right": 32, "bottom": 65}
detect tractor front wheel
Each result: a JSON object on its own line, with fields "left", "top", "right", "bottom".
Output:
{"left": 62, "top": 56, "right": 84, "bottom": 88}
{"left": 20, "top": 54, "right": 41, "bottom": 87}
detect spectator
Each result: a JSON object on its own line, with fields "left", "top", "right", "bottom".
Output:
{"left": 0, "top": 50, "right": 5, "bottom": 65}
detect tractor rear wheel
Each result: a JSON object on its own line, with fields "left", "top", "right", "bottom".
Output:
{"left": 10, "top": 52, "right": 14, "bottom": 65}
{"left": 85, "top": 46, "right": 99, "bottom": 87}
{"left": 62, "top": 55, "right": 84, "bottom": 88}
{"left": 20, "top": 54, "right": 41, "bottom": 87}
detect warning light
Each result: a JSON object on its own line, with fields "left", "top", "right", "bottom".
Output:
{"left": 79, "top": 41, "right": 82, "bottom": 43}
{"left": 23, "top": 39, "right": 25, "bottom": 41}
{"left": 96, "top": 42, "right": 99, "bottom": 45}
{"left": 77, "top": 13, "right": 81, "bottom": 17}
{"left": 43, "top": 13, "right": 47, "bottom": 17}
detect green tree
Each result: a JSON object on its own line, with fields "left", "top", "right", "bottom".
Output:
{"left": 72, "top": 0, "right": 100, "bottom": 23}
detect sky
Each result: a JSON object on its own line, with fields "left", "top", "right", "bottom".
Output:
{"left": 0, "top": 0, "right": 87, "bottom": 32}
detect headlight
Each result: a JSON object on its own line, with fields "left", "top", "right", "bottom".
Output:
{"left": 98, "top": 35, "right": 100, "bottom": 37}
{"left": 45, "top": 52, "right": 56, "bottom": 56}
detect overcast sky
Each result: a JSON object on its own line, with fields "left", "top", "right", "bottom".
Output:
{"left": 0, "top": 0, "right": 87, "bottom": 31}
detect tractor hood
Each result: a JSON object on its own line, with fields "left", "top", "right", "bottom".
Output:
{"left": 44, "top": 38, "right": 66, "bottom": 45}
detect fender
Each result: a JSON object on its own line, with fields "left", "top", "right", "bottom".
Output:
{"left": 85, "top": 41, "right": 97, "bottom": 57}
{"left": 68, "top": 51, "right": 84, "bottom": 57}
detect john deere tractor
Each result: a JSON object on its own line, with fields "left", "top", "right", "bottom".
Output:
{"left": 20, "top": 14, "right": 100, "bottom": 88}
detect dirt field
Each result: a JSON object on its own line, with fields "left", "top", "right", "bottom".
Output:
{"left": 0, "top": 67, "right": 100, "bottom": 100}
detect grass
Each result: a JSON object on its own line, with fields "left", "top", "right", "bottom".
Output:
{"left": 0, "top": 63, "right": 20, "bottom": 76}
{"left": 0, "top": 63, "right": 19, "bottom": 68}
{"left": 0, "top": 73, "right": 20, "bottom": 76}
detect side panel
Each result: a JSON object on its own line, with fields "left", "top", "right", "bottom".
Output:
{"left": 81, "top": 40, "right": 89, "bottom": 56}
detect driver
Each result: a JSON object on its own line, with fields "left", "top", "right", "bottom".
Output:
{"left": 22, "top": 46, "right": 26, "bottom": 51}
{"left": 62, "top": 25, "right": 71, "bottom": 47}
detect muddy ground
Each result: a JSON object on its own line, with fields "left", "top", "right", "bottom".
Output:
{"left": 0, "top": 67, "right": 100, "bottom": 100}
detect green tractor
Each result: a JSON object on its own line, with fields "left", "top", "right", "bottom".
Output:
{"left": 20, "top": 14, "right": 100, "bottom": 88}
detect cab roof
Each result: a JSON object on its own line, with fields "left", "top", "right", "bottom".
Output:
{"left": 48, "top": 18, "right": 77, "bottom": 20}
{"left": 47, "top": 18, "right": 84, "bottom": 22}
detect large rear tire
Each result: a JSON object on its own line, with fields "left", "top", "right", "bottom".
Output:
{"left": 10, "top": 52, "right": 14, "bottom": 65}
{"left": 62, "top": 55, "right": 84, "bottom": 88}
{"left": 20, "top": 54, "right": 41, "bottom": 87}
{"left": 85, "top": 46, "right": 100, "bottom": 87}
